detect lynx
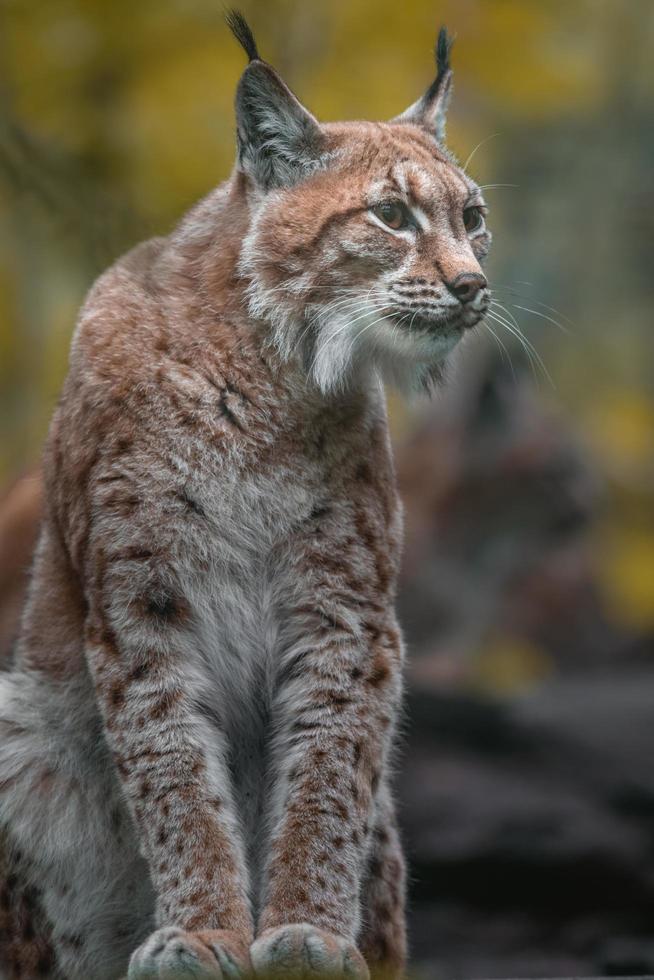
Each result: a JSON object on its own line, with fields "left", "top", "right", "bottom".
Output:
{"left": 0, "top": 12, "right": 491, "bottom": 979}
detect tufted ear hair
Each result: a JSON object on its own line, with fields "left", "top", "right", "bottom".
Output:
{"left": 393, "top": 26, "right": 454, "bottom": 143}
{"left": 226, "top": 10, "right": 324, "bottom": 189}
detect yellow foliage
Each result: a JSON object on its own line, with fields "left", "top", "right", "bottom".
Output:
{"left": 597, "top": 528, "right": 654, "bottom": 631}
{"left": 124, "top": 38, "right": 240, "bottom": 222}
{"left": 584, "top": 391, "right": 654, "bottom": 480}
{"left": 470, "top": 635, "right": 554, "bottom": 695}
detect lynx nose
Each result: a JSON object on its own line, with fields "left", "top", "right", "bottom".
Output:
{"left": 448, "top": 272, "right": 487, "bottom": 305}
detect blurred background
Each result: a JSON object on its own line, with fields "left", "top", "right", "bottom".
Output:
{"left": 1, "top": 1, "right": 653, "bottom": 977}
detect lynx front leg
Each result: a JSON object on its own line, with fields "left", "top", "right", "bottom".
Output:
{"left": 85, "top": 553, "right": 254, "bottom": 979}
{"left": 253, "top": 615, "right": 402, "bottom": 979}
{"left": 358, "top": 785, "right": 407, "bottom": 980}
{"left": 127, "top": 926, "right": 250, "bottom": 979}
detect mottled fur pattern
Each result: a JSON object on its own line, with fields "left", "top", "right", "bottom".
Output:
{"left": 0, "top": 13, "right": 491, "bottom": 979}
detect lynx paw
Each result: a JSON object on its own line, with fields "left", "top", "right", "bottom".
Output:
{"left": 250, "top": 924, "right": 369, "bottom": 978}
{"left": 128, "top": 926, "right": 251, "bottom": 979}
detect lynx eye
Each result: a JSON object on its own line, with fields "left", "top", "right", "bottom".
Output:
{"left": 463, "top": 206, "right": 484, "bottom": 234}
{"left": 373, "top": 200, "right": 409, "bottom": 231}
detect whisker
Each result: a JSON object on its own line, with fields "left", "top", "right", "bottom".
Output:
{"left": 491, "top": 284, "right": 574, "bottom": 330}
{"left": 491, "top": 299, "right": 563, "bottom": 374}
{"left": 314, "top": 292, "right": 373, "bottom": 320}
{"left": 481, "top": 319, "right": 516, "bottom": 381}
{"left": 486, "top": 309, "right": 538, "bottom": 382}
{"left": 490, "top": 300, "right": 524, "bottom": 334}
{"left": 290, "top": 286, "right": 374, "bottom": 350}
{"left": 389, "top": 311, "right": 411, "bottom": 350}
{"left": 350, "top": 308, "right": 397, "bottom": 343}
{"left": 309, "top": 300, "right": 394, "bottom": 376}
{"left": 338, "top": 308, "right": 399, "bottom": 376}
{"left": 298, "top": 296, "right": 364, "bottom": 350}
{"left": 309, "top": 308, "right": 376, "bottom": 363}
{"left": 492, "top": 279, "right": 535, "bottom": 289}
{"left": 302, "top": 287, "right": 379, "bottom": 349}
{"left": 510, "top": 303, "right": 572, "bottom": 336}
{"left": 301, "top": 304, "right": 362, "bottom": 361}
{"left": 462, "top": 133, "right": 500, "bottom": 172}
{"left": 486, "top": 308, "right": 555, "bottom": 389}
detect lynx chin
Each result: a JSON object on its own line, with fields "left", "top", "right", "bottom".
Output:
{"left": 0, "top": 11, "right": 491, "bottom": 979}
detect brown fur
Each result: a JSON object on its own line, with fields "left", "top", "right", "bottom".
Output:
{"left": 0, "top": 19, "right": 492, "bottom": 979}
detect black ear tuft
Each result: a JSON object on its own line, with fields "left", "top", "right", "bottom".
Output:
{"left": 225, "top": 9, "right": 260, "bottom": 63}
{"left": 436, "top": 26, "right": 454, "bottom": 81}
{"left": 392, "top": 24, "right": 455, "bottom": 142}
{"left": 423, "top": 26, "right": 454, "bottom": 103}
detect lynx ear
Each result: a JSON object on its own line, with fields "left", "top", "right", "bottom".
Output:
{"left": 226, "top": 10, "right": 324, "bottom": 189}
{"left": 393, "top": 27, "right": 454, "bottom": 143}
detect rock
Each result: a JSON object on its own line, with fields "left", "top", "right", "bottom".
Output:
{"left": 399, "top": 674, "right": 654, "bottom": 978}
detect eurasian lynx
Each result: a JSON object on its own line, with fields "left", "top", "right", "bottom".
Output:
{"left": 0, "top": 12, "right": 491, "bottom": 979}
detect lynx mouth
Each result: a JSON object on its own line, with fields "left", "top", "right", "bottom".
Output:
{"left": 391, "top": 310, "right": 478, "bottom": 334}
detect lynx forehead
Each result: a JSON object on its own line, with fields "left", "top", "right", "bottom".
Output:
{"left": 0, "top": 11, "right": 492, "bottom": 980}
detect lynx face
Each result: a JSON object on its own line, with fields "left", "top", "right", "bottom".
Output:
{"left": 243, "top": 123, "right": 491, "bottom": 392}
{"left": 233, "top": 18, "right": 491, "bottom": 392}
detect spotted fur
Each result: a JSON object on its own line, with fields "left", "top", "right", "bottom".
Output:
{"left": 0, "top": 13, "right": 491, "bottom": 979}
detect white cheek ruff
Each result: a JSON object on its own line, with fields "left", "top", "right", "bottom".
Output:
{"left": 308, "top": 284, "right": 465, "bottom": 396}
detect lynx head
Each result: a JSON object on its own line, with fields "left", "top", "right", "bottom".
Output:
{"left": 228, "top": 11, "right": 491, "bottom": 394}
